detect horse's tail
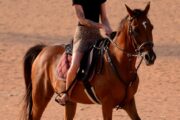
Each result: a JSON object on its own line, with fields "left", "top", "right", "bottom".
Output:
{"left": 21, "top": 44, "right": 45, "bottom": 120}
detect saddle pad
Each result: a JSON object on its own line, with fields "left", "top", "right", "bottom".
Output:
{"left": 57, "top": 53, "right": 71, "bottom": 80}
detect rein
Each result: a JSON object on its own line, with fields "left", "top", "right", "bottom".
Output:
{"left": 107, "top": 36, "right": 139, "bottom": 57}
{"left": 106, "top": 36, "right": 143, "bottom": 72}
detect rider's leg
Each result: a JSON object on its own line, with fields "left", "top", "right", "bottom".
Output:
{"left": 59, "top": 51, "right": 83, "bottom": 105}
{"left": 66, "top": 51, "right": 83, "bottom": 92}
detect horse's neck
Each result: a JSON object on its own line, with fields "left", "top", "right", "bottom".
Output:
{"left": 109, "top": 28, "right": 137, "bottom": 79}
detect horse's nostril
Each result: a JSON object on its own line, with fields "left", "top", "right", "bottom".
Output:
{"left": 145, "top": 54, "right": 150, "bottom": 61}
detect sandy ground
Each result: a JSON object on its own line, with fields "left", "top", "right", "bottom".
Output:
{"left": 0, "top": 0, "right": 180, "bottom": 120}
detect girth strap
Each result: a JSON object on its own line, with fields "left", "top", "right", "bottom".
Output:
{"left": 83, "top": 80, "right": 101, "bottom": 104}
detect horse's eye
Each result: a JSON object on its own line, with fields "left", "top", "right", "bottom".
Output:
{"left": 133, "top": 28, "right": 140, "bottom": 36}
{"left": 134, "top": 28, "right": 140, "bottom": 33}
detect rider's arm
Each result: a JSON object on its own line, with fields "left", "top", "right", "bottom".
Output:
{"left": 74, "top": 5, "right": 103, "bottom": 29}
{"left": 100, "top": 3, "right": 113, "bottom": 35}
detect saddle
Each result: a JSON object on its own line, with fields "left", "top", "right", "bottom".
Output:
{"left": 57, "top": 39, "right": 105, "bottom": 80}
{"left": 57, "top": 32, "right": 116, "bottom": 103}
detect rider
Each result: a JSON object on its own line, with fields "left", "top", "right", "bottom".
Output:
{"left": 58, "top": 0, "right": 113, "bottom": 105}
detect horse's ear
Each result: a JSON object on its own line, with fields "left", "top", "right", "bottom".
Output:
{"left": 144, "top": 2, "right": 150, "bottom": 15}
{"left": 125, "top": 4, "right": 133, "bottom": 17}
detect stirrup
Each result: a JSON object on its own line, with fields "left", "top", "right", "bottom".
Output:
{"left": 55, "top": 91, "right": 68, "bottom": 106}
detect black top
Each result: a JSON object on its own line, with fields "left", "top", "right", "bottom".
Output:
{"left": 73, "top": 0, "right": 106, "bottom": 23}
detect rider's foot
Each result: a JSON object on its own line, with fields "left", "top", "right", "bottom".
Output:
{"left": 56, "top": 93, "right": 68, "bottom": 106}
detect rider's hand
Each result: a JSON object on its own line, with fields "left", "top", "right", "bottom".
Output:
{"left": 102, "top": 24, "right": 113, "bottom": 37}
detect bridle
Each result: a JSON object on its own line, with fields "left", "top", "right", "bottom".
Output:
{"left": 107, "top": 16, "right": 154, "bottom": 71}
{"left": 128, "top": 17, "right": 154, "bottom": 54}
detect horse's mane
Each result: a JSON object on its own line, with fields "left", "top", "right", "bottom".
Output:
{"left": 117, "top": 15, "right": 128, "bottom": 34}
{"left": 117, "top": 9, "right": 145, "bottom": 35}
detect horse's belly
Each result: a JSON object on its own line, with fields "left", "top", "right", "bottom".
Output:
{"left": 70, "top": 82, "right": 94, "bottom": 104}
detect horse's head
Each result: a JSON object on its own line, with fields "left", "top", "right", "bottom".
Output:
{"left": 125, "top": 2, "right": 156, "bottom": 65}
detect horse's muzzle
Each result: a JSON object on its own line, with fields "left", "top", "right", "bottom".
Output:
{"left": 142, "top": 50, "right": 156, "bottom": 65}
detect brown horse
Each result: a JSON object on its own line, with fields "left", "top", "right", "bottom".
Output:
{"left": 21, "top": 2, "right": 156, "bottom": 120}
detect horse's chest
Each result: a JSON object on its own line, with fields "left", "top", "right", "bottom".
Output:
{"left": 127, "top": 76, "right": 139, "bottom": 101}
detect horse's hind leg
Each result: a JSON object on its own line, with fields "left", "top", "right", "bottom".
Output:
{"left": 32, "top": 77, "right": 54, "bottom": 120}
{"left": 123, "top": 97, "right": 141, "bottom": 120}
{"left": 64, "top": 101, "right": 77, "bottom": 120}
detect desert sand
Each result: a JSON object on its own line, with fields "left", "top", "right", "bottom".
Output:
{"left": 0, "top": 0, "right": 180, "bottom": 120}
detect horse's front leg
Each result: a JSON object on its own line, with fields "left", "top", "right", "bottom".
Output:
{"left": 102, "top": 98, "right": 114, "bottom": 120}
{"left": 64, "top": 101, "right": 77, "bottom": 120}
{"left": 123, "top": 97, "right": 141, "bottom": 120}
